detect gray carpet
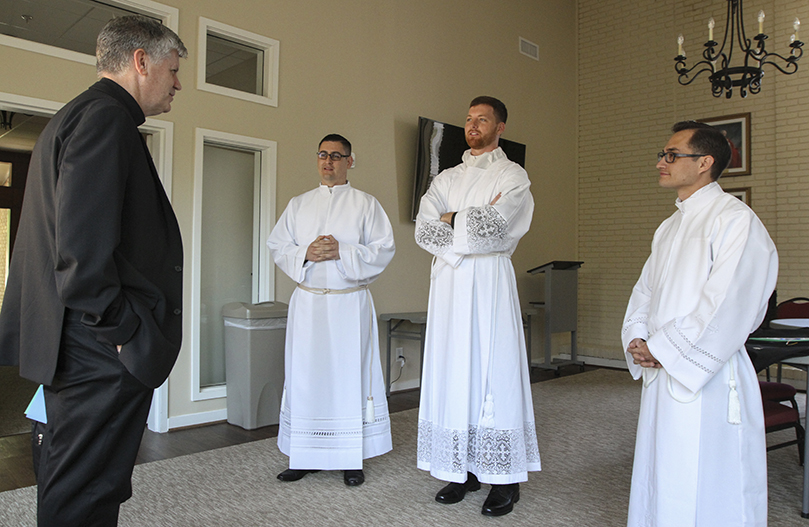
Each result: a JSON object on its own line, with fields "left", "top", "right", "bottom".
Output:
{"left": 0, "top": 369, "right": 805, "bottom": 526}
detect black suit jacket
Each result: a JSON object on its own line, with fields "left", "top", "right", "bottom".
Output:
{"left": 0, "top": 79, "right": 183, "bottom": 389}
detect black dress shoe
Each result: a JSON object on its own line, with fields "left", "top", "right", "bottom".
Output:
{"left": 277, "top": 469, "right": 319, "bottom": 482}
{"left": 435, "top": 472, "right": 481, "bottom": 504}
{"left": 481, "top": 483, "right": 520, "bottom": 516}
{"left": 344, "top": 470, "right": 365, "bottom": 486}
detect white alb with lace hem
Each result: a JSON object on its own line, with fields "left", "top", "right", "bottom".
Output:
{"left": 267, "top": 182, "right": 395, "bottom": 470}
{"left": 415, "top": 147, "right": 540, "bottom": 485}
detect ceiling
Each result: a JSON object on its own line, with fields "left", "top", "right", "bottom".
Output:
{"left": 0, "top": 0, "right": 262, "bottom": 151}
{"left": 0, "top": 0, "right": 139, "bottom": 55}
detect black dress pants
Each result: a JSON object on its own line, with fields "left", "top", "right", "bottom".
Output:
{"left": 34, "top": 314, "right": 153, "bottom": 527}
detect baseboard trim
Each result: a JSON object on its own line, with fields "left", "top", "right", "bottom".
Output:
{"left": 390, "top": 378, "right": 420, "bottom": 393}
{"left": 556, "top": 353, "right": 628, "bottom": 370}
{"left": 168, "top": 408, "right": 228, "bottom": 431}
{"left": 388, "top": 354, "right": 627, "bottom": 395}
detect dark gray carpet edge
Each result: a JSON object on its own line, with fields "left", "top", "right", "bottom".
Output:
{"left": 0, "top": 369, "right": 804, "bottom": 526}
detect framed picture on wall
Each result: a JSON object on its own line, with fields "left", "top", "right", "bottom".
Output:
{"left": 725, "top": 187, "right": 751, "bottom": 206}
{"left": 697, "top": 113, "right": 751, "bottom": 176}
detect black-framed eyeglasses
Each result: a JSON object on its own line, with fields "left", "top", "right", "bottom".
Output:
{"left": 317, "top": 151, "right": 350, "bottom": 161}
{"left": 657, "top": 151, "right": 707, "bottom": 163}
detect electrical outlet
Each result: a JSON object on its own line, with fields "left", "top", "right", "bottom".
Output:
{"left": 396, "top": 350, "right": 406, "bottom": 367}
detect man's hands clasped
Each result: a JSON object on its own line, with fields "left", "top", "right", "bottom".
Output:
{"left": 306, "top": 235, "right": 340, "bottom": 262}
{"left": 628, "top": 338, "right": 661, "bottom": 368}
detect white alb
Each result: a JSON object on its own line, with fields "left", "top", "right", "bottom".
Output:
{"left": 267, "top": 182, "right": 395, "bottom": 469}
{"left": 415, "top": 147, "right": 541, "bottom": 485}
{"left": 622, "top": 181, "right": 777, "bottom": 527}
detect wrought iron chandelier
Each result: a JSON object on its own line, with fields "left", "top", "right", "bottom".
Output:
{"left": 674, "top": 0, "right": 803, "bottom": 98}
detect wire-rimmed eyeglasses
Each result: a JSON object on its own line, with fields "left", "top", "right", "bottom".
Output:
{"left": 657, "top": 151, "right": 707, "bottom": 163}
{"left": 317, "top": 151, "right": 351, "bottom": 161}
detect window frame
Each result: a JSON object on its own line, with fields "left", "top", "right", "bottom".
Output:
{"left": 197, "top": 17, "right": 280, "bottom": 107}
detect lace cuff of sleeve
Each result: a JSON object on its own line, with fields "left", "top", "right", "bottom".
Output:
{"left": 464, "top": 205, "right": 512, "bottom": 253}
{"left": 415, "top": 220, "right": 453, "bottom": 256}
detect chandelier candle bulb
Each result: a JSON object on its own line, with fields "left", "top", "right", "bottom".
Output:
{"left": 673, "top": 0, "right": 802, "bottom": 98}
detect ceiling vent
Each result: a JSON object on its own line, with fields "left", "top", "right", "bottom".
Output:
{"left": 519, "top": 37, "right": 539, "bottom": 61}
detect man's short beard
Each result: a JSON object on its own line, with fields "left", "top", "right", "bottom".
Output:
{"left": 466, "top": 133, "right": 496, "bottom": 150}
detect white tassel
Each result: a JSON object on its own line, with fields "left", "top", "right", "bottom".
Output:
{"left": 365, "top": 396, "right": 375, "bottom": 423}
{"left": 480, "top": 394, "right": 495, "bottom": 428}
{"left": 728, "top": 379, "right": 741, "bottom": 424}
{"left": 727, "top": 356, "right": 741, "bottom": 425}
{"left": 364, "top": 290, "right": 375, "bottom": 426}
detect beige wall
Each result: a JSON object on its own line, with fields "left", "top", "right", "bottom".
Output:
{"left": 0, "top": 0, "right": 578, "bottom": 423}
{"left": 577, "top": 0, "right": 809, "bottom": 362}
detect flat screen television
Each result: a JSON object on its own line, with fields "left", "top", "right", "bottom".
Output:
{"left": 411, "top": 116, "right": 526, "bottom": 221}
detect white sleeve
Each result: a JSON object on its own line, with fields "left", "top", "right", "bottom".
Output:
{"left": 622, "top": 254, "right": 654, "bottom": 380}
{"left": 336, "top": 197, "right": 396, "bottom": 282}
{"left": 647, "top": 212, "right": 777, "bottom": 393}
{"left": 414, "top": 172, "right": 463, "bottom": 267}
{"left": 266, "top": 200, "right": 309, "bottom": 283}
{"left": 452, "top": 167, "right": 533, "bottom": 255}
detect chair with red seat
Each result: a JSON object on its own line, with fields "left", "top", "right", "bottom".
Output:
{"left": 760, "top": 381, "right": 805, "bottom": 465}
{"left": 755, "top": 296, "right": 808, "bottom": 463}
{"left": 775, "top": 297, "right": 809, "bottom": 319}
{"left": 760, "top": 380, "right": 800, "bottom": 402}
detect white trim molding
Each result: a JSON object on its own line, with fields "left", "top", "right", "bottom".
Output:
{"left": 141, "top": 117, "right": 175, "bottom": 197}
{"left": 0, "top": 92, "right": 63, "bottom": 115}
{"left": 191, "top": 127, "right": 277, "bottom": 402}
{"left": 197, "top": 17, "right": 280, "bottom": 107}
{"left": 168, "top": 408, "right": 228, "bottom": 430}
{"left": 557, "top": 353, "right": 629, "bottom": 370}
{"left": 0, "top": 36, "right": 96, "bottom": 65}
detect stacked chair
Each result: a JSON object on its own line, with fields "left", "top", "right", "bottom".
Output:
{"left": 760, "top": 297, "right": 809, "bottom": 464}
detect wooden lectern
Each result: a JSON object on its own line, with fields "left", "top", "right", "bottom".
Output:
{"left": 528, "top": 261, "right": 584, "bottom": 375}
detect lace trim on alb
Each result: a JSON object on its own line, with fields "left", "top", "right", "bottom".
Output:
{"left": 279, "top": 407, "right": 390, "bottom": 438}
{"left": 467, "top": 205, "right": 512, "bottom": 253}
{"left": 417, "top": 419, "right": 540, "bottom": 476}
{"left": 662, "top": 324, "right": 713, "bottom": 374}
{"left": 622, "top": 316, "right": 648, "bottom": 336}
{"left": 362, "top": 414, "right": 390, "bottom": 426}
{"left": 672, "top": 321, "right": 721, "bottom": 363}
{"left": 415, "top": 220, "right": 453, "bottom": 256}
{"left": 292, "top": 429, "right": 363, "bottom": 438}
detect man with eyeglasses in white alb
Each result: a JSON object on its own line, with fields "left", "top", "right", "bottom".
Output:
{"left": 267, "top": 134, "right": 395, "bottom": 487}
{"left": 622, "top": 121, "right": 777, "bottom": 526}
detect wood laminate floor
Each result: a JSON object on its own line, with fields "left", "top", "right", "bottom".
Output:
{"left": 0, "top": 364, "right": 595, "bottom": 493}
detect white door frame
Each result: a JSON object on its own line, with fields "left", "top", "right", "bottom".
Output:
{"left": 190, "top": 128, "right": 277, "bottom": 403}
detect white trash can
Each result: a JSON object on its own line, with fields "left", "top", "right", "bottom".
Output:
{"left": 222, "top": 301, "right": 288, "bottom": 430}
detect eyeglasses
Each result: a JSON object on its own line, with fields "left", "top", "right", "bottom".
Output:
{"left": 317, "top": 151, "right": 350, "bottom": 161}
{"left": 657, "top": 151, "right": 707, "bottom": 163}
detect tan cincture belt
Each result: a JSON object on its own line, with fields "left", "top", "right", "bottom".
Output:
{"left": 296, "top": 283, "right": 368, "bottom": 295}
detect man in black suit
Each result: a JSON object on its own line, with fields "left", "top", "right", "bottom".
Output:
{"left": 0, "top": 16, "right": 186, "bottom": 526}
